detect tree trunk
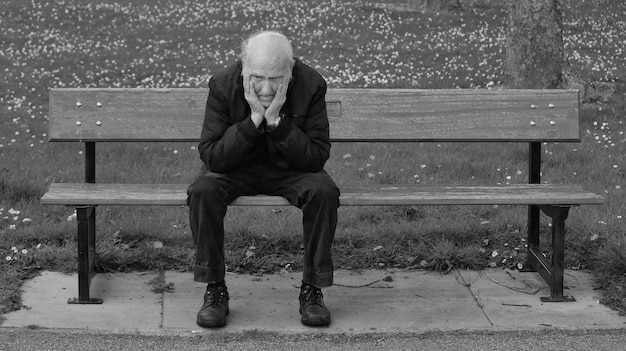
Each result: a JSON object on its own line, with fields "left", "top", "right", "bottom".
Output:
{"left": 408, "top": 0, "right": 463, "bottom": 12}
{"left": 506, "top": 0, "right": 565, "bottom": 88}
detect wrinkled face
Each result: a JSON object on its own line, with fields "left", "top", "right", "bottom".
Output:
{"left": 243, "top": 43, "right": 292, "bottom": 107}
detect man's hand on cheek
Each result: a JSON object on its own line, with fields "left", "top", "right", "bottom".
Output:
{"left": 243, "top": 74, "right": 265, "bottom": 128}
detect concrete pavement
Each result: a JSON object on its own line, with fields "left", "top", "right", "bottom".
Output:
{"left": 1, "top": 268, "right": 624, "bottom": 335}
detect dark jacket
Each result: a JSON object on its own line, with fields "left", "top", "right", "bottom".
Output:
{"left": 198, "top": 59, "right": 331, "bottom": 174}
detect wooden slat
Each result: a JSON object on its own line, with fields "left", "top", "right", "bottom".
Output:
{"left": 41, "top": 183, "right": 604, "bottom": 207}
{"left": 48, "top": 88, "right": 581, "bottom": 142}
{"left": 49, "top": 88, "right": 207, "bottom": 142}
{"left": 328, "top": 89, "right": 580, "bottom": 142}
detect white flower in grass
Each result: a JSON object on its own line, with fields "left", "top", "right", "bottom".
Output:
{"left": 21, "top": 249, "right": 27, "bottom": 255}
{"left": 5, "top": 256, "right": 11, "bottom": 261}
{"left": 11, "top": 247, "right": 17, "bottom": 252}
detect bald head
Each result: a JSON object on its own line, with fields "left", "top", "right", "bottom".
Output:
{"left": 241, "top": 31, "right": 294, "bottom": 76}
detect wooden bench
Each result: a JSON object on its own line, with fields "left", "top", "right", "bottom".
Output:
{"left": 41, "top": 88, "right": 604, "bottom": 304}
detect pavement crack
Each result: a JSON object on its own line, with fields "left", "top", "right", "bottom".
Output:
{"left": 454, "top": 269, "right": 494, "bottom": 326}
{"left": 147, "top": 270, "right": 167, "bottom": 329}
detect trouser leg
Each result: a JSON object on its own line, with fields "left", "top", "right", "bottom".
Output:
{"left": 187, "top": 169, "right": 253, "bottom": 283}
{"left": 268, "top": 170, "right": 340, "bottom": 288}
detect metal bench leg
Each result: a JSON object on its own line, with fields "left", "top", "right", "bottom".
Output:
{"left": 68, "top": 206, "right": 103, "bottom": 304}
{"left": 523, "top": 141, "right": 541, "bottom": 274}
{"left": 521, "top": 205, "right": 575, "bottom": 302}
{"left": 539, "top": 205, "right": 574, "bottom": 302}
{"left": 521, "top": 204, "right": 540, "bottom": 273}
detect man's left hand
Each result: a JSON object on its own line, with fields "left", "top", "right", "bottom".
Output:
{"left": 264, "top": 76, "right": 289, "bottom": 125}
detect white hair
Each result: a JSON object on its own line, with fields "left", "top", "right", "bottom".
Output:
{"left": 241, "top": 30, "right": 294, "bottom": 69}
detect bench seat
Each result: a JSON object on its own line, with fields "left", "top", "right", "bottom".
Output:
{"left": 42, "top": 182, "right": 604, "bottom": 207}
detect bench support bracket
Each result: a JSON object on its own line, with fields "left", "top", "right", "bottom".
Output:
{"left": 523, "top": 205, "right": 575, "bottom": 302}
{"left": 68, "top": 205, "right": 102, "bottom": 304}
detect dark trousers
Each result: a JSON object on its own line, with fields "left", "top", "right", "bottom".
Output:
{"left": 187, "top": 163, "right": 340, "bottom": 288}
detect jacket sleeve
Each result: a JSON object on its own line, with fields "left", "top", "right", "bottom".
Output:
{"left": 266, "top": 81, "right": 331, "bottom": 173}
{"left": 198, "top": 78, "right": 260, "bottom": 173}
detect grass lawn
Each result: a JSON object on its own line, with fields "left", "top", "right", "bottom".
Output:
{"left": 1, "top": 0, "right": 625, "bottom": 318}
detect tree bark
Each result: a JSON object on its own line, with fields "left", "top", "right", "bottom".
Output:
{"left": 506, "top": 0, "right": 565, "bottom": 88}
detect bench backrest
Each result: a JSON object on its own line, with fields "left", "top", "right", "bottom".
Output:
{"left": 48, "top": 88, "right": 581, "bottom": 143}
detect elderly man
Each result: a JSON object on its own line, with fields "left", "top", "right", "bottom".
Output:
{"left": 187, "top": 31, "right": 340, "bottom": 328}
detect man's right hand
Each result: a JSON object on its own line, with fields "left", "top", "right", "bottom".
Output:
{"left": 243, "top": 74, "right": 265, "bottom": 128}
